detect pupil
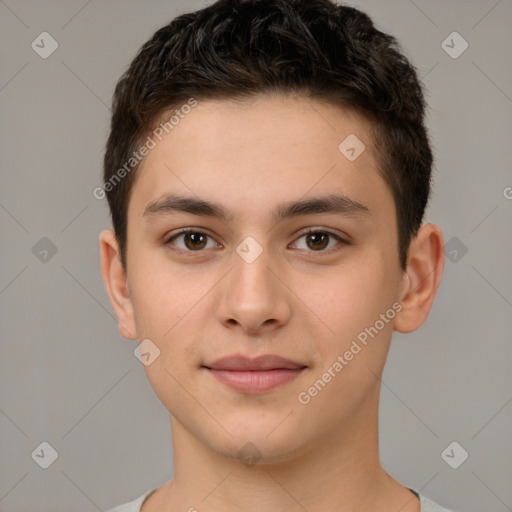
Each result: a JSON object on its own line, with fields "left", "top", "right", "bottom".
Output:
{"left": 308, "top": 233, "right": 327, "bottom": 250}
{"left": 186, "top": 232, "right": 206, "bottom": 250}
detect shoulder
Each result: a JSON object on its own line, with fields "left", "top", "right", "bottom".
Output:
{"left": 419, "top": 493, "right": 457, "bottom": 512}
{"left": 105, "top": 489, "right": 157, "bottom": 512}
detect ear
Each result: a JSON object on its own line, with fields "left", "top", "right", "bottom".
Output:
{"left": 99, "top": 229, "right": 138, "bottom": 340}
{"left": 394, "top": 223, "right": 445, "bottom": 333}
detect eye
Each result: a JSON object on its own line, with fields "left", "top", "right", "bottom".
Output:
{"left": 291, "top": 228, "right": 348, "bottom": 253}
{"left": 165, "top": 228, "right": 220, "bottom": 253}
{"left": 164, "top": 227, "right": 348, "bottom": 256}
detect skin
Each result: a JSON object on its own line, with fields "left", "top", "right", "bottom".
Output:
{"left": 100, "top": 94, "right": 445, "bottom": 512}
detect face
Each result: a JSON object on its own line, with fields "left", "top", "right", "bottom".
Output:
{"left": 112, "top": 95, "right": 410, "bottom": 463}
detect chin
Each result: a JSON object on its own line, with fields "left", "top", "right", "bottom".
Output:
{"left": 205, "top": 421, "right": 311, "bottom": 466}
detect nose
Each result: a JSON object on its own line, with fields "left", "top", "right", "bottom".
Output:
{"left": 215, "top": 247, "right": 292, "bottom": 337}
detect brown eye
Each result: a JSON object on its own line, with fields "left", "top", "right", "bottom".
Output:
{"left": 166, "top": 229, "right": 217, "bottom": 252}
{"left": 305, "top": 232, "right": 329, "bottom": 250}
{"left": 292, "top": 229, "right": 347, "bottom": 253}
{"left": 182, "top": 232, "right": 208, "bottom": 250}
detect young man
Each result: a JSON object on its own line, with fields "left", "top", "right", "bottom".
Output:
{"left": 99, "top": 1, "right": 453, "bottom": 510}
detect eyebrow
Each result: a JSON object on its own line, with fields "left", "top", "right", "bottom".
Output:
{"left": 143, "top": 193, "right": 371, "bottom": 223}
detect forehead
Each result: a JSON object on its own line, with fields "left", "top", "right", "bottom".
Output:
{"left": 128, "top": 95, "right": 393, "bottom": 227}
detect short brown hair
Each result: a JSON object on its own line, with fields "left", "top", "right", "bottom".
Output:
{"left": 103, "top": 0, "right": 434, "bottom": 271}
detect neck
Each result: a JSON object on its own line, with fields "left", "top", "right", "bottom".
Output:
{"left": 148, "top": 386, "right": 419, "bottom": 512}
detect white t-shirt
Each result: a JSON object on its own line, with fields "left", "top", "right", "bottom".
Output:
{"left": 105, "top": 487, "right": 456, "bottom": 512}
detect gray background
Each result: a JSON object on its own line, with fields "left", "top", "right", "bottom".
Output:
{"left": 1, "top": 1, "right": 511, "bottom": 511}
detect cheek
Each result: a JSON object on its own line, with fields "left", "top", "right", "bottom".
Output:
{"left": 297, "top": 261, "right": 384, "bottom": 324}
{"left": 295, "top": 257, "right": 398, "bottom": 357}
{"left": 128, "top": 252, "right": 200, "bottom": 334}
{"left": 128, "top": 262, "right": 212, "bottom": 370}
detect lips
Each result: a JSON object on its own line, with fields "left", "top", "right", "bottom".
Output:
{"left": 205, "top": 354, "right": 306, "bottom": 371}
{"left": 203, "top": 354, "right": 307, "bottom": 393}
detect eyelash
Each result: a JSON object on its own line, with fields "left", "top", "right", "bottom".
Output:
{"left": 164, "top": 227, "right": 349, "bottom": 256}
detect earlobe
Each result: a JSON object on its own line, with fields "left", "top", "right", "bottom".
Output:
{"left": 99, "top": 229, "right": 138, "bottom": 340}
{"left": 394, "top": 223, "right": 445, "bottom": 334}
